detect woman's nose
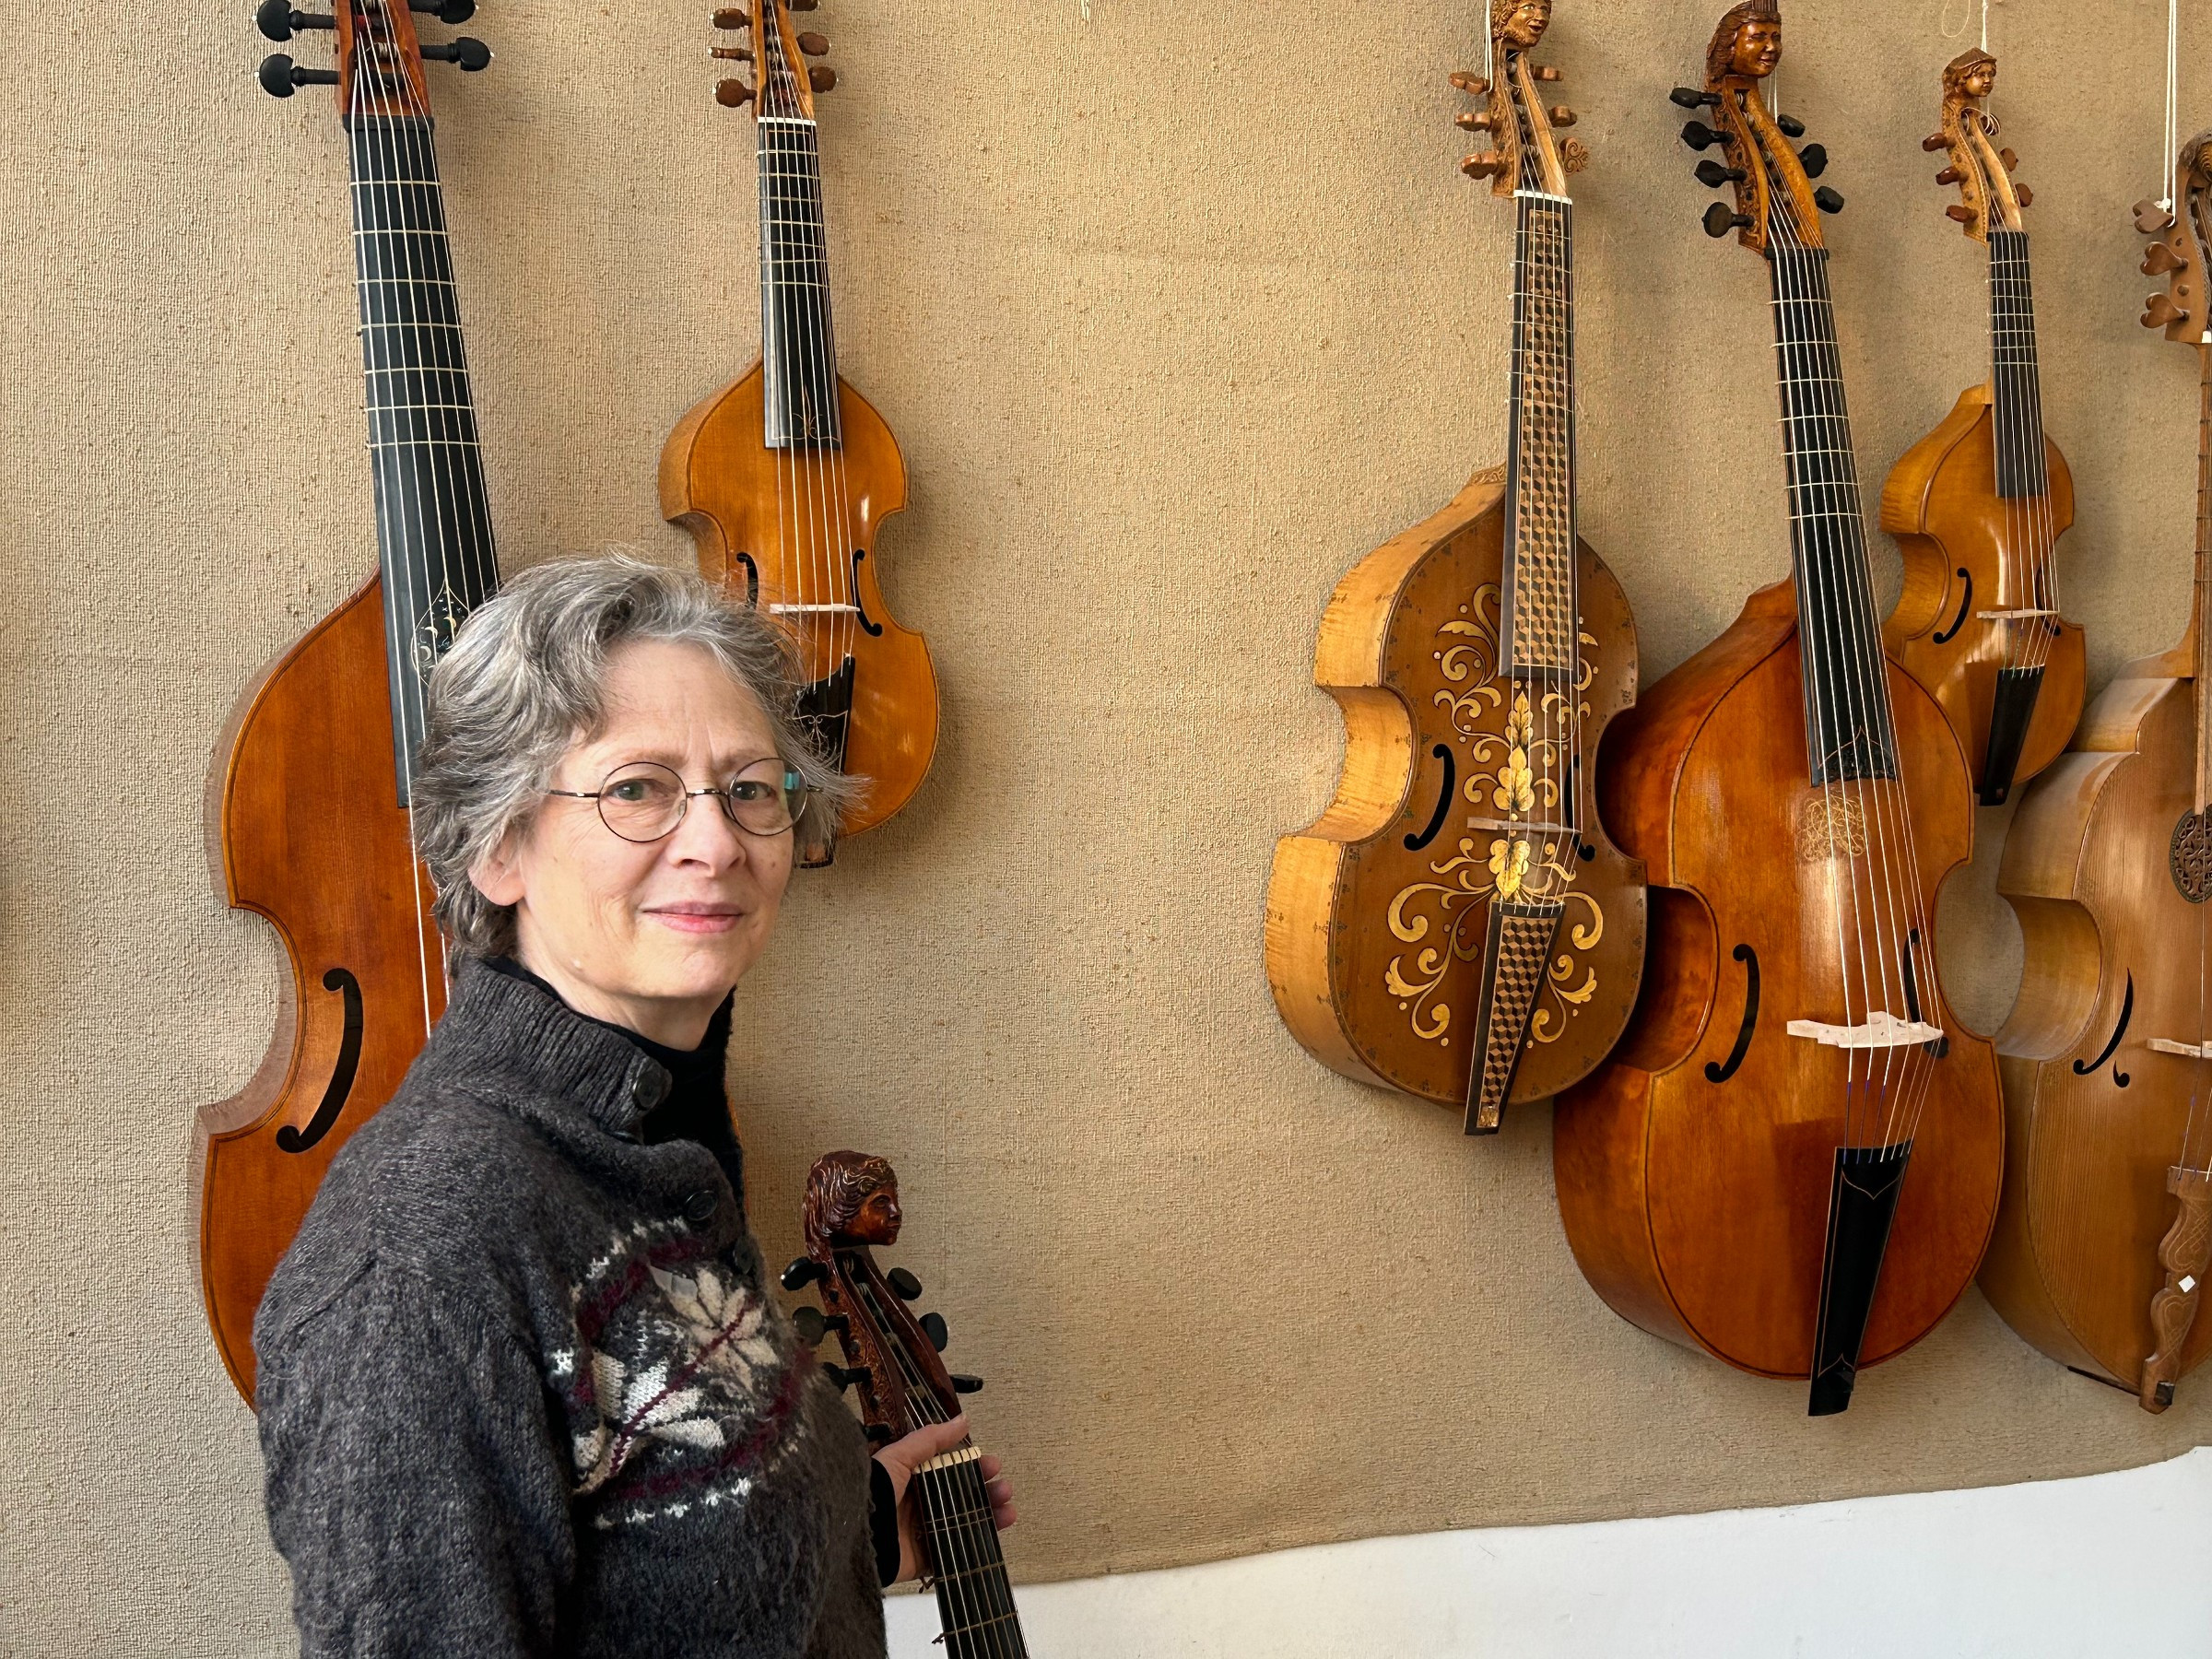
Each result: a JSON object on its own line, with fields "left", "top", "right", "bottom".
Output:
{"left": 666, "top": 793, "right": 747, "bottom": 866}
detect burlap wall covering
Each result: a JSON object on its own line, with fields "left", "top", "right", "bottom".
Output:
{"left": 3, "top": 0, "right": 2207, "bottom": 1649}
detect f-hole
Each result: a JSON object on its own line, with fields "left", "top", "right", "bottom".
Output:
{"left": 2072, "top": 971, "right": 2135, "bottom": 1088}
{"left": 732, "top": 551, "right": 761, "bottom": 607}
{"left": 278, "top": 968, "right": 363, "bottom": 1155}
{"left": 1405, "top": 746, "right": 1455, "bottom": 852}
{"left": 1706, "top": 944, "right": 1759, "bottom": 1083}
{"left": 1932, "top": 567, "right": 1974, "bottom": 645}
{"left": 850, "top": 548, "right": 885, "bottom": 638}
{"left": 1901, "top": 928, "right": 1948, "bottom": 1057}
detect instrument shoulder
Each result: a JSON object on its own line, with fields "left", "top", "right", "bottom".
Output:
{"left": 658, "top": 358, "right": 767, "bottom": 522}
{"left": 1877, "top": 382, "right": 1991, "bottom": 536}
{"left": 1312, "top": 470, "right": 1508, "bottom": 690}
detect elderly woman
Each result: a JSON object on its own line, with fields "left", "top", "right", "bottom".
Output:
{"left": 254, "top": 556, "right": 1011, "bottom": 1657}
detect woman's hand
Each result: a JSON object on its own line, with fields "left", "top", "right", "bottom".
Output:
{"left": 872, "top": 1415, "right": 1016, "bottom": 1584}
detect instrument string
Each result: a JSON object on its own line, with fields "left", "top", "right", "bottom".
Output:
{"left": 1770, "top": 137, "right": 1936, "bottom": 1151}
{"left": 795, "top": 67, "right": 860, "bottom": 724}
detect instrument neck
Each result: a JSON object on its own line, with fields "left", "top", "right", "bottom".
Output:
{"left": 2195, "top": 343, "right": 2211, "bottom": 810}
{"left": 1501, "top": 189, "right": 1579, "bottom": 679}
{"left": 1986, "top": 229, "right": 2049, "bottom": 500}
{"left": 917, "top": 1455, "right": 1028, "bottom": 1659}
{"left": 347, "top": 114, "right": 500, "bottom": 805}
{"left": 758, "top": 113, "right": 842, "bottom": 450}
{"left": 1769, "top": 243, "right": 1899, "bottom": 786}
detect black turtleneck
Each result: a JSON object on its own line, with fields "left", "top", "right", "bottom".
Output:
{"left": 482, "top": 956, "right": 745, "bottom": 1210}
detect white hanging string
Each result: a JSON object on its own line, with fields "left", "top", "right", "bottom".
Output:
{"left": 2164, "top": 0, "right": 2181, "bottom": 213}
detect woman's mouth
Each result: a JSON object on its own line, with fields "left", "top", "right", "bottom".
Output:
{"left": 645, "top": 903, "right": 745, "bottom": 935}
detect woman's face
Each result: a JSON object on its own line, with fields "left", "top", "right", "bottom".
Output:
{"left": 472, "top": 637, "right": 796, "bottom": 1047}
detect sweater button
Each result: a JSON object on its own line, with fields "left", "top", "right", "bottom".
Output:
{"left": 684, "top": 1188, "right": 719, "bottom": 1222}
{"left": 632, "top": 1074, "right": 666, "bottom": 1112}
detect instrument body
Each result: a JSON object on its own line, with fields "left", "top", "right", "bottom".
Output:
{"left": 1555, "top": 5, "right": 2004, "bottom": 1414}
{"left": 1555, "top": 581, "right": 2002, "bottom": 1375}
{"left": 1982, "top": 140, "right": 2212, "bottom": 1411}
{"left": 661, "top": 0, "right": 936, "bottom": 865}
{"left": 1879, "top": 50, "right": 2084, "bottom": 806}
{"left": 791, "top": 1153, "right": 1025, "bottom": 1659}
{"left": 197, "top": 0, "right": 500, "bottom": 1400}
{"left": 1267, "top": 6, "right": 1645, "bottom": 1132}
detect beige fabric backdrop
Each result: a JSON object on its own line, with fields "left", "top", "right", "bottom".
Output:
{"left": 3, "top": 0, "right": 2208, "bottom": 1650}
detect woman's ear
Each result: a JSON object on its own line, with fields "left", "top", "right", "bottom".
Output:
{"left": 469, "top": 829, "right": 526, "bottom": 908}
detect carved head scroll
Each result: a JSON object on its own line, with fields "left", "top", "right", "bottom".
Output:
{"left": 1451, "top": 0, "right": 1587, "bottom": 199}
{"left": 1928, "top": 49, "right": 2027, "bottom": 241}
{"left": 802, "top": 1149, "right": 901, "bottom": 1256}
{"left": 1706, "top": 0, "right": 1780, "bottom": 87}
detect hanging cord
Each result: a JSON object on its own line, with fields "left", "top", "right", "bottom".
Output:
{"left": 2165, "top": 0, "right": 2181, "bottom": 213}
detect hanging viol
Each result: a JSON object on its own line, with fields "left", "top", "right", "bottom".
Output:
{"left": 786, "top": 1153, "right": 1025, "bottom": 1657}
{"left": 1980, "top": 135, "right": 2212, "bottom": 1413}
{"left": 1552, "top": 1, "right": 2002, "bottom": 1416}
{"left": 194, "top": 0, "right": 497, "bottom": 1401}
{"left": 660, "top": 4, "right": 937, "bottom": 867}
{"left": 1265, "top": 0, "right": 1644, "bottom": 1134}
{"left": 1878, "top": 49, "right": 2086, "bottom": 806}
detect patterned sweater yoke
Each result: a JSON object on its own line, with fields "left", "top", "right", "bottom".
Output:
{"left": 254, "top": 959, "right": 885, "bottom": 1659}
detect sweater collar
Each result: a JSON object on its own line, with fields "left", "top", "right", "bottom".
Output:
{"left": 425, "top": 957, "right": 691, "bottom": 1140}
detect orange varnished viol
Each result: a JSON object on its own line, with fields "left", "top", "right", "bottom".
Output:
{"left": 198, "top": 0, "right": 500, "bottom": 1400}
{"left": 1981, "top": 136, "right": 2212, "bottom": 1413}
{"left": 660, "top": 2, "right": 935, "bottom": 866}
{"left": 1266, "top": 0, "right": 1645, "bottom": 1135}
{"left": 1878, "top": 49, "right": 2085, "bottom": 806}
{"left": 1552, "top": 2, "right": 2003, "bottom": 1416}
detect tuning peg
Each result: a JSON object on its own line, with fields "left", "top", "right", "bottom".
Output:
{"left": 1695, "top": 159, "right": 1746, "bottom": 188}
{"left": 420, "top": 37, "right": 491, "bottom": 70}
{"left": 826, "top": 1363, "right": 870, "bottom": 1391}
{"left": 1448, "top": 71, "right": 1489, "bottom": 96}
{"left": 2146, "top": 293, "right": 2186, "bottom": 329}
{"left": 782, "top": 1255, "right": 829, "bottom": 1291}
{"left": 2136, "top": 198, "right": 2179, "bottom": 234}
{"left": 1548, "top": 105, "right": 1575, "bottom": 127}
{"left": 807, "top": 65, "right": 836, "bottom": 91}
{"left": 1454, "top": 111, "right": 1495, "bottom": 132}
{"left": 1533, "top": 65, "right": 1561, "bottom": 82}
{"left": 1460, "top": 153, "right": 1503, "bottom": 179}
{"left": 1670, "top": 85, "right": 1719, "bottom": 109}
{"left": 2018, "top": 184, "right": 2034, "bottom": 206}
{"left": 1814, "top": 186, "right": 1844, "bottom": 215}
{"left": 716, "top": 77, "right": 755, "bottom": 106}
{"left": 792, "top": 1306, "right": 849, "bottom": 1345}
{"left": 1703, "top": 203, "right": 1751, "bottom": 238}
{"left": 1935, "top": 165, "right": 1962, "bottom": 185}
{"left": 887, "top": 1266, "right": 924, "bottom": 1300}
{"left": 1998, "top": 147, "right": 2018, "bottom": 171}
{"left": 410, "top": 0, "right": 475, "bottom": 19}
{"left": 1798, "top": 143, "right": 1828, "bottom": 178}
{"left": 1775, "top": 112, "right": 1806, "bottom": 138}
{"left": 797, "top": 30, "right": 829, "bottom": 53}
{"left": 787, "top": 0, "right": 818, "bottom": 10}
{"left": 257, "top": 53, "right": 339, "bottom": 96}
{"left": 256, "top": 3, "right": 333, "bottom": 41}
{"left": 712, "top": 6, "right": 749, "bottom": 24}
{"left": 1680, "top": 120, "right": 1729, "bottom": 152}
{"left": 950, "top": 1373, "right": 984, "bottom": 1394}
{"left": 919, "top": 1312, "right": 949, "bottom": 1352}
{"left": 2144, "top": 241, "right": 2184, "bottom": 276}
{"left": 712, "top": 44, "right": 753, "bottom": 61}
{"left": 1923, "top": 133, "right": 1948, "bottom": 153}
{"left": 1946, "top": 203, "right": 1975, "bottom": 224}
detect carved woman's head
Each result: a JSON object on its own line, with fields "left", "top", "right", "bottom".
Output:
{"left": 1707, "top": 0, "right": 1781, "bottom": 84}
{"left": 803, "top": 1151, "right": 902, "bottom": 1251}
{"left": 1944, "top": 49, "right": 1996, "bottom": 102}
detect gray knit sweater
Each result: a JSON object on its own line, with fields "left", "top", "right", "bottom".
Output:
{"left": 255, "top": 959, "right": 884, "bottom": 1658}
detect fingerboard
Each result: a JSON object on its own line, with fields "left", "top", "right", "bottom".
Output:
{"left": 1987, "top": 229, "right": 2049, "bottom": 500}
{"left": 347, "top": 113, "right": 500, "bottom": 803}
{"left": 915, "top": 1451, "right": 1028, "bottom": 1659}
{"left": 1769, "top": 243, "right": 1898, "bottom": 786}
{"left": 757, "top": 19, "right": 840, "bottom": 451}
{"left": 1502, "top": 190, "right": 1579, "bottom": 677}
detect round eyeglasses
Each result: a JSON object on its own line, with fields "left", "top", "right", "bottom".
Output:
{"left": 545, "top": 759, "right": 808, "bottom": 844}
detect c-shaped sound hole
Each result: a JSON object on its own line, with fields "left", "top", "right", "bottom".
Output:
{"left": 1932, "top": 567, "right": 1974, "bottom": 645}
{"left": 2072, "top": 970, "right": 2134, "bottom": 1088}
{"left": 277, "top": 968, "right": 363, "bottom": 1155}
{"left": 1705, "top": 943, "right": 1759, "bottom": 1084}
{"left": 1404, "top": 745, "right": 1455, "bottom": 853}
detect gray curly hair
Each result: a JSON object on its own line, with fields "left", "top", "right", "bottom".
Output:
{"left": 413, "top": 554, "right": 859, "bottom": 958}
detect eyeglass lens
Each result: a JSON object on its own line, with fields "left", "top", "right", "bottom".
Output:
{"left": 595, "top": 759, "right": 805, "bottom": 842}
